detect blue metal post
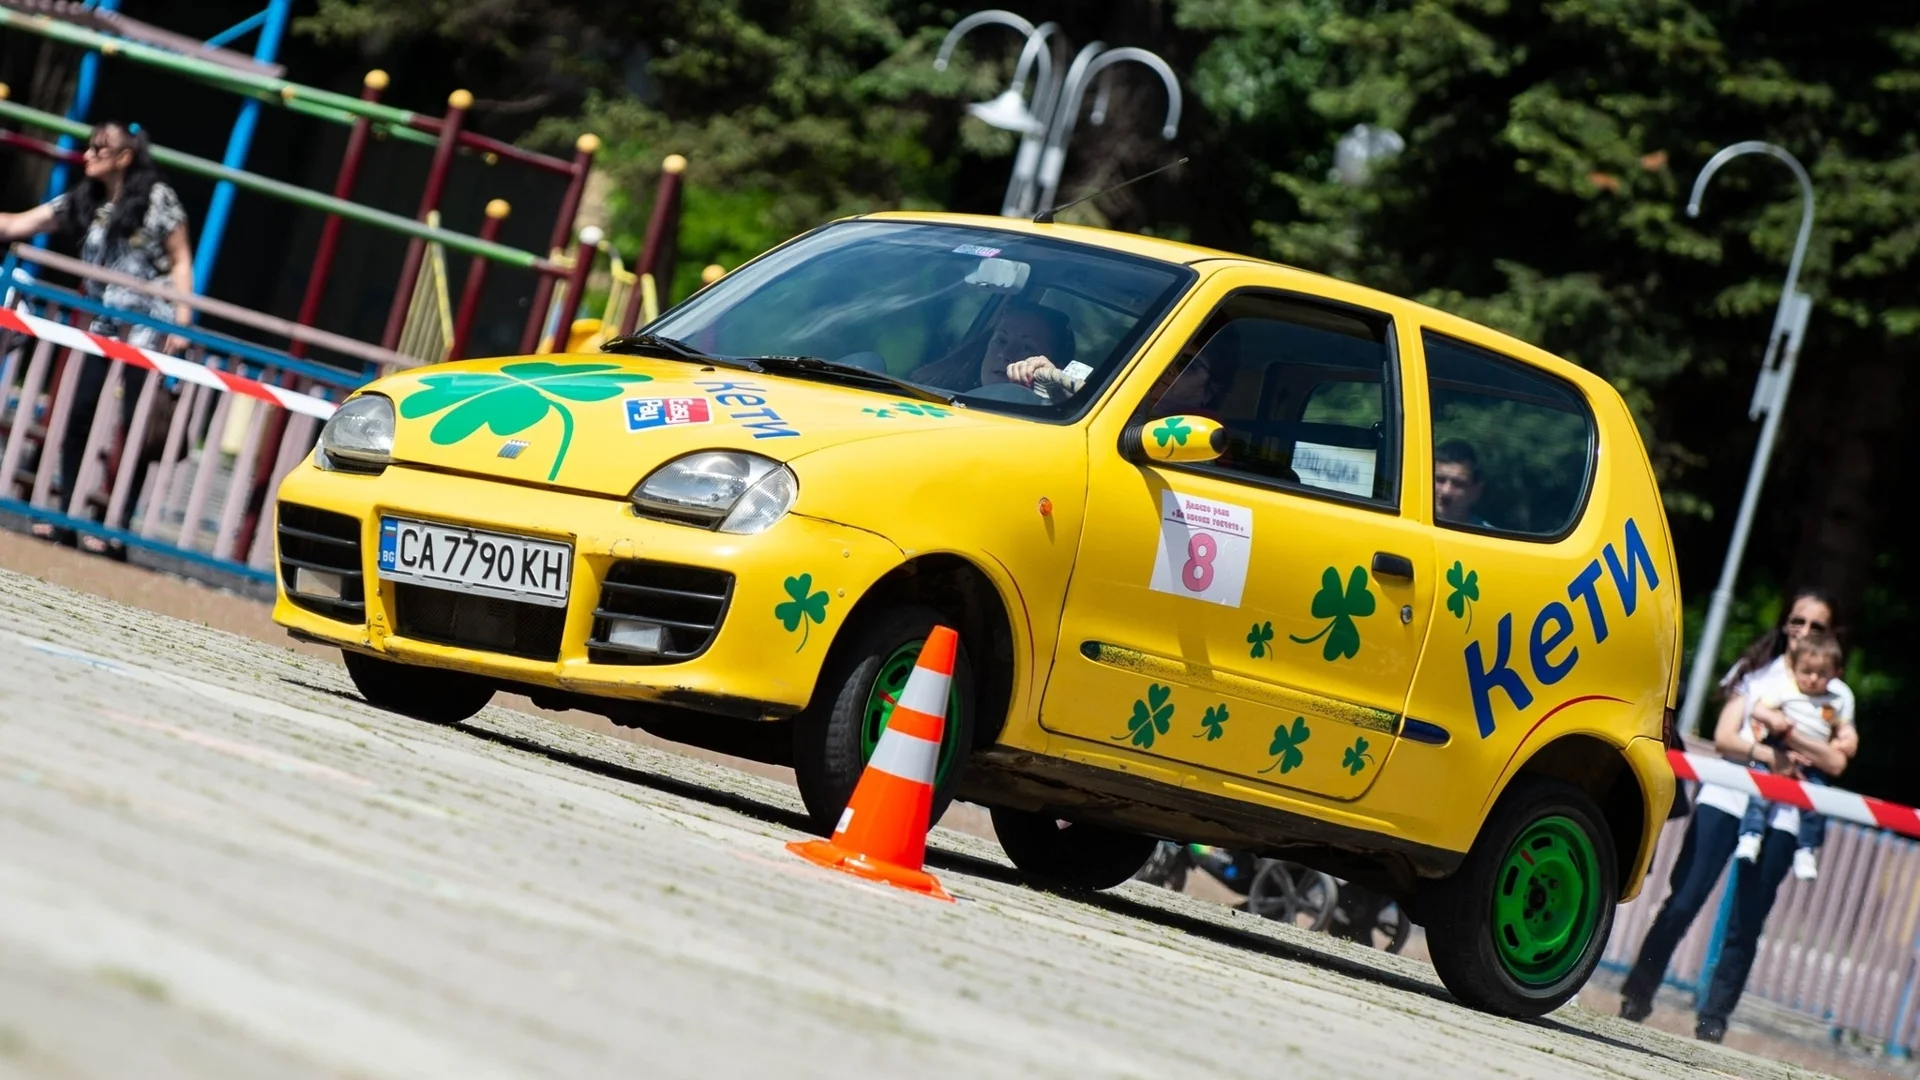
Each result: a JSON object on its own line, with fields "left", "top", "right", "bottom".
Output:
{"left": 190, "top": 0, "right": 293, "bottom": 294}
{"left": 1694, "top": 861, "right": 1739, "bottom": 1005}
{"left": 36, "top": 0, "right": 123, "bottom": 244}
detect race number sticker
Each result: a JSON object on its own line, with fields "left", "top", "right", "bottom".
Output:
{"left": 1148, "top": 490, "right": 1254, "bottom": 607}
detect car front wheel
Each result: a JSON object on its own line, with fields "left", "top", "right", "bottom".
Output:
{"left": 991, "top": 807, "right": 1158, "bottom": 891}
{"left": 1420, "top": 776, "right": 1618, "bottom": 1018}
{"left": 342, "top": 650, "right": 494, "bottom": 725}
{"left": 793, "top": 604, "right": 977, "bottom": 836}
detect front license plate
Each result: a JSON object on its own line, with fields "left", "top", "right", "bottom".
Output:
{"left": 376, "top": 516, "right": 572, "bottom": 607}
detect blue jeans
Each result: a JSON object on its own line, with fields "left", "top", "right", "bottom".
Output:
{"left": 1737, "top": 767, "right": 1829, "bottom": 850}
{"left": 1622, "top": 804, "right": 1797, "bottom": 1024}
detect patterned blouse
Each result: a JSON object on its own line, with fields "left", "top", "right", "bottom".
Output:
{"left": 46, "top": 181, "right": 188, "bottom": 346}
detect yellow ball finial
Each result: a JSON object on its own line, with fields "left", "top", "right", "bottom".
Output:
{"left": 701, "top": 264, "right": 726, "bottom": 284}
{"left": 486, "top": 199, "right": 512, "bottom": 220}
{"left": 663, "top": 154, "right": 688, "bottom": 175}
{"left": 0, "top": 83, "right": 10, "bottom": 102}
{"left": 576, "top": 132, "right": 602, "bottom": 154}
{"left": 364, "top": 69, "right": 390, "bottom": 92}
{"left": 449, "top": 88, "right": 474, "bottom": 110}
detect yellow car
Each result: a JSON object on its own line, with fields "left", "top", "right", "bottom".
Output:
{"left": 273, "top": 212, "right": 1680, "bottom": 1017}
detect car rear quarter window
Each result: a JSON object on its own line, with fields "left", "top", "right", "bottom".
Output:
{"left": 1423, "top": 331, "right": 1595, "bottom": 540}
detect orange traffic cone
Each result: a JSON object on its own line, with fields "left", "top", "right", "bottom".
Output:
{"left": 787, "top": 625, "right": 958, "bottom": 902}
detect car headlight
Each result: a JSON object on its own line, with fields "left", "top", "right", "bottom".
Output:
{"left": 631, "top": 451, "right": 797, "bottom": 534}
{"left": 315, "top": 394, "right": 394, "bottom": 472}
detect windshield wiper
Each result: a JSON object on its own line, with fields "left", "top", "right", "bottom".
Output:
{"left": 743, "top": 355, "right": 955, "bottom": 405}
{"left": 600, "top": 333, "right": 764, "bottom": 373}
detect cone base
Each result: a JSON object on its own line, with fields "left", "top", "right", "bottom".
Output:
{"left": 786, "top": 839, "right": 955, "bottom": 903}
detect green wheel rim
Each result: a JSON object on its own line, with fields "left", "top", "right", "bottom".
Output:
{"left": 860, "top": 639, "right": 962, "bottom": 788}
{"left": 1490, "top": 815, "right": 1603, "bottom": 987}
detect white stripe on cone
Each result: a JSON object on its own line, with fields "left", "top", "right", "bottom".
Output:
{"left": 866, "top": 730, "right": 941, "bottom": 784}
{"left": 893, "top": 663, "right": 950, "bottom": 718}
{"left": 2, "top": 306, "right": 339, "bottom": 419}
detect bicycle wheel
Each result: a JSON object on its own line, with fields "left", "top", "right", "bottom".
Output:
{"left": 1245, "top": 860, "right": 1339, "bottom": 932}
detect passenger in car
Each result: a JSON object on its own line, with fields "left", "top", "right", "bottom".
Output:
{"left": 1434, "top": 438, "right": 1491, "bottom": 527}
{"left": 910, "top": 300, "right": 1077, "bottom": 394}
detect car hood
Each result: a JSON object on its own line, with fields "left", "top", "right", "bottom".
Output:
{"left": 375, "top": 355, "right": 1019, "bottom": 497}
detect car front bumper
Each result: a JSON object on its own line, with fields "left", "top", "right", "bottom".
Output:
{"left": 271, "top": 460, "right": 905, "bottom": 720}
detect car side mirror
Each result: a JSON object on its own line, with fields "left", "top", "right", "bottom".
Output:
{"left": 1123, "top": 415, "right": 1226, "bottom": 464}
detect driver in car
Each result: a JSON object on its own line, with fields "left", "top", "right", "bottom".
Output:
{"left": 910, "top": 300, "right": 1077, "bottom": 396}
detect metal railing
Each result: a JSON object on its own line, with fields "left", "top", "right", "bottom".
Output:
{"left": 1, "top": 244, "right": 404, "bottom": 581}
{"left": 1602, "top": 748, "right": 1920, "bottom": 1055}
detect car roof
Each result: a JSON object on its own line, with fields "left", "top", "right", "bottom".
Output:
{"left": 854, "top": 211, "right": 1606, "bottom": 396}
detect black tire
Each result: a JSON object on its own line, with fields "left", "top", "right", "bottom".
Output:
{"left": 793, "top": 604, "right": 977, "bottom": 836}
{"left": 1420, "top": 776, "right": 1618, "bottom": 1018}
{"left": 342, "top": 650, "right": 494, "bottom": 725}
{"left": 991, "top": 807, "right": 1158, "bottom": 891}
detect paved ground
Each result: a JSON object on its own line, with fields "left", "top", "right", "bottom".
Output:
{"left": 0, "top": 565, "right": 1862, "bottom": 1079}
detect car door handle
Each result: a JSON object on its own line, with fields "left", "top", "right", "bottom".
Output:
{"left": 1372, "top": 552, "right": 1415, "bottom": 581}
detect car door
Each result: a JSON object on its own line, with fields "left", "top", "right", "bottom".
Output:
{"left": 1039, "top": 277, "right": 1437, "bottom": 801}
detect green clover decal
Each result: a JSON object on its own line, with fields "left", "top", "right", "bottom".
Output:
{"left": 1261, "top": 716, "right": 1311, "bottom": 774}
{"left": 1197, "top": 703, "right": 1229, "bottom": 741}
{"left": 399, "top": 361, "right": 653, "bottom": 481}
{"left": 1115, "top": 683, "right": 1175, "bottom": 749}
{"left": 773, "top": 573, "right": 830, "bottom": 652}
{"left": 1151, "top": 416, "right": 1192, "bottom": 448}
{"left": 1247, "top": 621, "right": 1274, "bottom": 660}
{"left": 1445, "top": 560, "right": 1480, "bottom": 632}
{"left": 1289, "top": 566, "right": 1376, "bottom": 662}
{"left": 863, "top": 402, "right": 950, "bottom": 419}
{"left": 1343, "top": 736, "right": 1375, "bottom": 776}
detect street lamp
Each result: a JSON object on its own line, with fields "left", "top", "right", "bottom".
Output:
{"left": 1029, "top": 45, "right": 1182, "bottom": 215}
{"left": 1675, "top": 141, "right": 1818, "bottom": 737}
{"left": 934, "top": 13, "right": 1183, "bottom": 219}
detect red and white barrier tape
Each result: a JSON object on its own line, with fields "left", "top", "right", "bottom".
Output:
{"left": 0, "top": 307, "right": 339, "bottom": 420}
{"left": 1669, "top": 750, "right": 1920, "bottom": 840}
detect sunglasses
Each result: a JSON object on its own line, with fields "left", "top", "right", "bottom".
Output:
{"left": 1786, "top": 615, "right": 1829, "bottom": 632}
{"left": 83, "top": 141, "right": 126, "bottom": 155}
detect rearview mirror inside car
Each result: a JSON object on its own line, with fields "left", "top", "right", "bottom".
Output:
{"left": 1123, "top": 415, "right": 1226, "bottom": 464}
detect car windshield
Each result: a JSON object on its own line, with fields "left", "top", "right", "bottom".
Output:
{"left": 645, "top": 220, "right": 1195, "bottom": 420}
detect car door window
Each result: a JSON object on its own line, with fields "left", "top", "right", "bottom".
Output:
{"left": 1136, "top": 292, "right": 1401, "bottom": 510}
{"left": 1423, "top": 331, "right": 1595, "bottom": 538}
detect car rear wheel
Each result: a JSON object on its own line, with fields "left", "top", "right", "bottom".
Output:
{"left": 991, "top": 807, "right": 1158, "bottom": 891}
{"left": 1420, "top": 776, "right": 1617, "bottom": 1018}
{"left": 342, "top": 650, "right": 494, "bottom": 725}
{"left": 793, "top": 604, "right": 976, "bottom": 836}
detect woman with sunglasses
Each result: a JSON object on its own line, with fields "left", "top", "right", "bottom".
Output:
{"left": 0, "top": 121, "right": 193, "bottom": 556}
{"left": 1618, "top": 588, "right": 1858, "bottom": 1042}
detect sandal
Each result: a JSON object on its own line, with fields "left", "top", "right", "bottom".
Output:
{"left": 77, "top": 532, "right": 129, "bottom": 562}
{"left": 29, "top": 521, "right": 78, "bottom": 547}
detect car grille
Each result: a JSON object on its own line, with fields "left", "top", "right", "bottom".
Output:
{"left": 277, "top": 502, "right": 365, "bottom": 623}
{"left": 391, "top": 583, "right": 566, "bottom": 662}
{"left": 588, "top": 561, "right": 733, "bottom": 665}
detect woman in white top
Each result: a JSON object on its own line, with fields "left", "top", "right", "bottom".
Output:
{"left": 1617, "top": 588, "right": 1857, "bottom": 1042}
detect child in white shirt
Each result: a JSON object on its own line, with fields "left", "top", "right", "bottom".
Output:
{"left": 1735, "top": 632, "right": 1853, "bottom": 880}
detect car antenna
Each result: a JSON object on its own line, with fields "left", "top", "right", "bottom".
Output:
{"left": 1032, "top": 156, "right": 1190, "bottom": 225}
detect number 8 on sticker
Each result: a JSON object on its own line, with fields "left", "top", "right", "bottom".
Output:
{"left": 1183, "top": 533, "right": 1217, "bottom": 591}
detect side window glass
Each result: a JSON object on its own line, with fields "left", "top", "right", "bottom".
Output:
{"left": 1423, "top": 332, "right": 1595, "bottom": 538}
{"left": 1138, "top": 293, "right": 1400, "bottom": 508}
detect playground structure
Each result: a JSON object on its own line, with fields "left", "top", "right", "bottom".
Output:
{"left": 0, "top": 2, "right": 697, "bottom": 587}
{"left": 0, "top": 3, "right": 692, "bottom": 365}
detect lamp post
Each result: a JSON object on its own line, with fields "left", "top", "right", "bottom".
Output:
{"left": 1675, "top": 142, "right": 1818, "bottom": 737}
{"left": 934, "top": 13, "right": 1182, "bottom": 219}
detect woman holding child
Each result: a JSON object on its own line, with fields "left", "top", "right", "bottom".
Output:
{"left": 1619, "top": 589, "right": 1858, "bottom": 1042}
